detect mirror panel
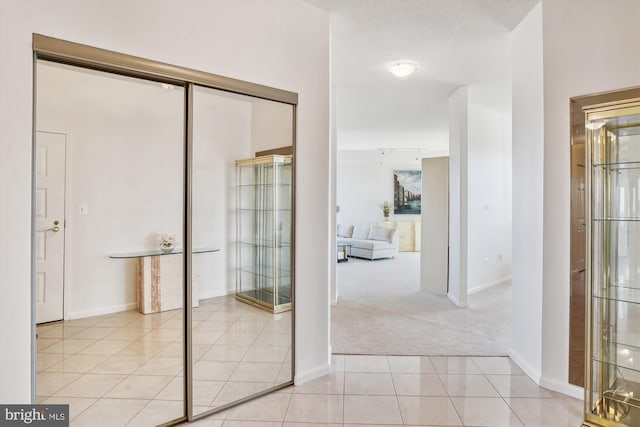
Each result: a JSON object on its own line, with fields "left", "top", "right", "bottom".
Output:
{"left": 34, "top": 60, "right": 186, "bottom": 425}
{"left": 191, "top": 85, "right": 293, "bottom": 415}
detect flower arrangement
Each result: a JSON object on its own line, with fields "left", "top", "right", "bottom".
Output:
{"left": 158, "top": 233, "right": 175, "bottom": 252}
{"left": 379, "top": 201, "right": 393, "bottom": 218}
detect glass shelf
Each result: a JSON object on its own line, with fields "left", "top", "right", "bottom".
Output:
{"left": 594, "top": 161, "right": 640, "bottom": 169}
{"left": 593, "top": 286, "right": 640, "bottom": 305}
{"left": 110, "top": 247, "right": 219, "bottom": 259}
{"left": 239, "top": 267, "right": 291, "bottom": 280}
{"left": 237, "top": 183, "right": 292, "bottom": 188}
{"left": 593, "top": 342, "right": 640, "bottom": 374}
{"left": 238, "top": 241, "right": 292, "bottom": 248}
{"left": 236, "top": 208, "right": 292, "bottom": 212}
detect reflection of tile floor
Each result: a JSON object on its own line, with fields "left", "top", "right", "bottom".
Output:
{"left": 36, "top": 296, "right": 291, "bottom": 426}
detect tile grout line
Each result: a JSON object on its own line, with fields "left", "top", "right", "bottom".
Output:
{"left": 386, "top": 355, "right": 406, "bottom": 426}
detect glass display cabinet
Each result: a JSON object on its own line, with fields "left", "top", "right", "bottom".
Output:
{"left": 585, "top": 100, "right": 640, "bottom": 427}
{"left": 236, "top": 154, "right": 292, "bottom": 313}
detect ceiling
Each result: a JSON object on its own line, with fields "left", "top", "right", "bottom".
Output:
{"left": 302, "top": 0, "right": 538, "bottom": 152}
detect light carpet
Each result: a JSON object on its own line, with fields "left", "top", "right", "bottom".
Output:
{"left": 332, "top": 252, "right": 510, "bottom": 356}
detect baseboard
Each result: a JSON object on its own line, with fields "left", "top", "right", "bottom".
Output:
{"left": 467, "top": 276, "right": 512, "bottom": 295}
{"left": 294, "top": 363, "right": 330, "bottom": 385}
{"left": 508, "top": 348, "right": 542, "bottom": 383}
{"left": 67, "top": 290, "right": 235, "bottom": 320}
{"left": 198, "top": 289, "right": 233, "bottom": 300}
{"left": 540, "top": 375, "right": 584, "bottom": 399}
{"left": 66, "top": 302, "right": 137, "bottom": 320}
{"left": 447, "top": 292, "right": 468, "bottom": 308}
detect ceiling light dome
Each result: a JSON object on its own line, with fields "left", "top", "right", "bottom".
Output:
{"left": 389, "top": 61, "right": 418, "bottom": 79}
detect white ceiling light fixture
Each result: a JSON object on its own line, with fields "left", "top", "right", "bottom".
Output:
{"left": 388, "top": 61, "right": 418, "bottom": 79}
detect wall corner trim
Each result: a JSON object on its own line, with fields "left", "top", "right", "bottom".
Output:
{"left": 467, "top": 276, "right": 512, "bottom": 295}
{"left": 447, "top": 292, "right": 468, "bottom": 308}
{"left": 294, "top": 363, "right": 330, "bottom": 385}
{"left": 539, "top": 375, "right": 584, "bottom": 400}
{"left": 508, "top": 348, "right": 542, "bottom": 384}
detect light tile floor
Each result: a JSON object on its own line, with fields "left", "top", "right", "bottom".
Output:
{"left": 36, "top": 296, "right": 291, "bottom": 426}
{"left": 194, "top": 354, "right": 584, "bottom": 427}
{"left": 37, "top": 297, "right": 584, "bottom": 426}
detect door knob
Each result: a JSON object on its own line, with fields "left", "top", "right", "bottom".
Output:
{"left": 45, "top": 220, "right": 60, "bottom": 232}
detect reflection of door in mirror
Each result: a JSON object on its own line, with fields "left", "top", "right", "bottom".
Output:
{"left": 35, "top": 131, "right": 66, "bottom": 324}
{"left": 190, "top": 86, "right": 294, "bottom": 417}
{"left": 34, "top": 60, "right": 186, "bottom": 425}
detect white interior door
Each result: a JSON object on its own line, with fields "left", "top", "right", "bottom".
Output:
{"left": 35, "top": 131, "right": 66, "bottom": 324}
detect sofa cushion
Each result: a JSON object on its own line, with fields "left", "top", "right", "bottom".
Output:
{"left": 350, "top": 239, "right": 395, "bottom": 250}
{"left": 352, "top": 225, "right": 370, "bottom": 240}
{"left": 337, "top": 224, "right": 354, "bottom": 238}
{"left": 368, "top": 225, "right": 396, "bottom": 243}
{"left": 337, "top": 237, "right": 353, "bottom": 245}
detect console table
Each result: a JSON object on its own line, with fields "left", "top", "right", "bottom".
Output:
{"left": 110, "top": 248, "right": 219, "bottom": 314}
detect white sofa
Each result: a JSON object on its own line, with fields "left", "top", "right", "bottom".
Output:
{"left": 337, "top": 224, "right": 398, "bottom": 260}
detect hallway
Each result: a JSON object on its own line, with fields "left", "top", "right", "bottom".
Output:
{"left": 332, "top": 253, "right": 510, "bottom": 355}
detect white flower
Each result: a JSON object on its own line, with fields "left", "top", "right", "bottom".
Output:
{"left": 158, "top": 233, "right": 175, "bottom": 247}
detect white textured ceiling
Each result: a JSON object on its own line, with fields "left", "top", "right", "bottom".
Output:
{"left": 303, "top": 0, "right": 538, "bottom": 151}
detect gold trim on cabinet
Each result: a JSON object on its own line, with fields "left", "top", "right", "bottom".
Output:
{"left": 585, "top": 102, "right": 640, "bottom": 121}
{"left": 256, "top": 146, "right": 294, "bottom": 157}
{"left": 235, "top": 154, "right": 292, "bottom": 167}
{"left": 574, "top": 86, "right": 640, "bottom": 111}
{"left": 33, "top": 34, "right": 298, "bottom": 105}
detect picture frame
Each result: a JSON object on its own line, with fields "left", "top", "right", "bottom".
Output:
{"left": 393, "top": 170, "right": 421, "bottom": 214}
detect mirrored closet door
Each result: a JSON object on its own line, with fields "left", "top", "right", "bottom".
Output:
{"left": 190, "top": 86, "right": 293, "bottom": 417}
{"left": 32, "top": 34, "right": 296, "bottom": 426}
{"left": 34, "top": 60, "right": 187, "bottom": 425}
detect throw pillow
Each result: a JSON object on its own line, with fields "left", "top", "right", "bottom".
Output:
{"left": 352, "top": 225, "right": 370, "bottom": 240}
{"left": 368, "top": 225, "right": 395, "bottom": 243}
{"left": 337, "top": 224, "right": 354, "bottom": 238}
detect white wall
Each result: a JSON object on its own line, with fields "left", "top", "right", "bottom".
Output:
{"left": 448, "top": 86, "right": 469, "bottom": 307}
{"left": 36, "top": 62, "right": 188, "bottom": 318}
{"left": 511, "top": 0, "right": 640, "bottom": 398}
{"left": 192, "top": 88, "right": 257, "bottom": 300}
{"left": 467, "top": 87, "right": 512, "bottom": 292}
{"left": 0, "top": 0, "right": 329, "bottom": 402}
{"left": 539, "top": 0, "right": 640, "bottom": 396}
{"left": 511, "top": 2, "right": 544, "bottom": 383}
{"left": 336, "top": 150, "right": 423, "bottom": 227}
{"left": 250, "top": 99, "right": 294, "bottom": 153}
